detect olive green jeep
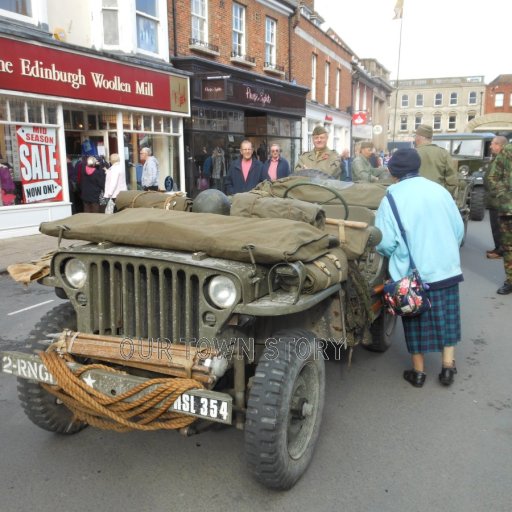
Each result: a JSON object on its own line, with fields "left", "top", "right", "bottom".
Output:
{"left": 1, "top": 178, "right": 393, "bottom": 490}
{"left": 432, "top": 132, "right": 495, "bottom": 222}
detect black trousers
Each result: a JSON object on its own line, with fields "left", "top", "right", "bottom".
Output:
{"left": 143, "top": 186, "right": 159, "bottom": 191}
{"left": 489, "top": 208, "right": 503, "bottom": 252}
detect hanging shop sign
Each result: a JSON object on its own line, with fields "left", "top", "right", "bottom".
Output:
{"left": 16, "top": 126, "right": 63, "bottom": 204}
{"left": 352, "top": 112, "right": 368, "bottom": 125}
{"left": 0, "top": 36, "right": 189, "bottom": 114}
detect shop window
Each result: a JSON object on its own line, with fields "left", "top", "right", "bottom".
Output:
{"left": 9, "top": 100, "right": 26, "bottom": 122}
{"left": 0, "top": 100, "right": 7, "bottom": 121}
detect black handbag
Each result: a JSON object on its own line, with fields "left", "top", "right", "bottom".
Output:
{"left": 382, "top": 192, "right": 431, "bottom": 317}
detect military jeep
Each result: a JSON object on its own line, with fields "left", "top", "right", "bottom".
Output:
{"left": 1, "top": 178, "right": 393, "bottom": 490}
{"left": 432, "top": 132, "right": 495, "bottom": 221}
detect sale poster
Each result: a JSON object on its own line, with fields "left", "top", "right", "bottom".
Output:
{"left": 16, "top": 126, "right": 63, "bottom": 204}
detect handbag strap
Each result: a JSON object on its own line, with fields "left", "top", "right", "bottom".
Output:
{"left": 386, "top": 191, "right": 417, "bottom": 270}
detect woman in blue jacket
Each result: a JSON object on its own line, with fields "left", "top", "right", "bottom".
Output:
{"left": 375, "top": 149, "right": 464, "bottom": 388}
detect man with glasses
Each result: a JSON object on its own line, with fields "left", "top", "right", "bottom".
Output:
{"left": 224, "top": 140, "right": 267, "bottom": 195}
{"left": 262, "top": 143, "right": 290, "bottom": 181}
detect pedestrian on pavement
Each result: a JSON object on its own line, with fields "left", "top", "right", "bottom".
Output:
{"left": 140, "top": 147, "right": 159, "bottom": 191}
{"left": 103, "top": 153, "right": 127, "bottom": 211}
{"left": 375, "top": 148, "right": 464, "bottom": 388}
{"left": 415, "top": 124, "right": 458, "bottom": 198}
{"left": 485, "top": 140, "right": 512, "bottom": 295}
{"left": 262, "top": 143, "right": 290, "bottom": 181}
{"left": 224, "top": 140, "right": 267, "bottom": 195}
{"left": 351, "top": 141, "right": 389, "bottom": 182}
{"left": 340, "top": 148, "right": 352, "bottom": 181}
{"left": 80, "top": 156, "right": 106, "bottom": 213}
{"left": 295, "top": 126, "right": 341, "bottom": 178}
{"left": 484, "top": 135, "right": 508, "bottom": 260}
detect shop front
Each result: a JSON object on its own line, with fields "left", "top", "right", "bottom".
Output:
{"left": 0, "top": 35, "right": 190, "bottom": 239}
{"left": 171, "top": 58, "right": 307, "bottom": 196}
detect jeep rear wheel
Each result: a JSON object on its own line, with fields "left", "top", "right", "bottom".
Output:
{"left": 244, "top": 329, "right": 325, "bottom": 490}
{"left": 17, "top": 303, "right": 87, "bottom": 435}
{"left": 469, "top": 187, "right": 485, "bottom": 221}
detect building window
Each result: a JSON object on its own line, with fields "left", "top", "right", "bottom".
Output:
{"left": 0, "top": 0, "right": 31, "bottom": 17}
{"left": 416, "top": 94, "right": 423, "bottom": 107}
{"left": 401, "top": 94, "right": 408, "bottom": 107}
{"left": 311, "top": 54, "right": 317, "bottom": 101}
{"left": 264, "top": 17, "right": 276, "bottom": 67}
{"left": 324, "top": 62, "right": 330, "bottom": 105}
{"left": 232, "top": 3, "right": 246, "bottom": 57}
{"left": 414, "top": 115, "right": 422, "bottom": 130}
{"left": 448, "top": 114, "right": 456, "bottom": 130}
{"left": 335, "top": 68, "right": 340, "bottom": 109}
{"left": 191, "top": 0, "right": 207, "bottom": 44}
{"left": 468, "top": 112, "right": 476, "bottom": 122}
{"left": 433, "top": 114, "right": 441, "bottom": 130}
{"left": 510, "top": 93, "right": 512, "bottom": 107}
{"left": 434, "top": 93, "right": 443, "bottom": 106}
{"left": 136, "top": 0, "right": 159, "bottom": 53}
{"left": 495, "top": 93, "right": 504, "bottom": 107}
{"left": 102, "top": 0, "right": 119, "bottom": 46}
{"left": 400, "top": 115, "right": 407, "bottom": 131}
{"left": 468, "top": 91, "right": 477, "bottom": 105}
{"left": 450, "top": 92, "right": 458, "bottom": 106}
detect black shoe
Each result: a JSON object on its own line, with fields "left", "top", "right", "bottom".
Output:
{"left": 497, "top": 282, "right": 512, "bottom": 295}
{"left": 439, "top": 365, "right": 457, "bottom": 386}
{"left": 403, "top": 369, "right": 426, "bottom": 388}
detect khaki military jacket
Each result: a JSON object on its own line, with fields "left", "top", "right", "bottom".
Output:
{"left": 416, "top": 144, "right": 458, "bottom": 198}
{"left": 351, "top": 155, "right": 388, "bottom": 182}
{"left": 486, "top": 143, "right": 512, "bottom": 214}
{"left": 295, "top": 149, "right": 341, "bottom": 178}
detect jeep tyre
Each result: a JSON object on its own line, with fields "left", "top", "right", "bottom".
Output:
{"left": 244, "top": 329, "right": 325, "bottom": 490}
{"left": 469, "top": 186, "right": 485, "bottom": 221}
{"left": 17, "top": 303, "right": 88, "bottom": 434}
{"left": 365, "top": 309, "right": 396, "bottom": 353}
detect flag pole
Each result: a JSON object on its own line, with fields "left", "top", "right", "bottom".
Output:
{"left": 391, "top": 2, "right": 404, "bottom": 145}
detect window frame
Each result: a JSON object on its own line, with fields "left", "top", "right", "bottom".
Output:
{"left": 434, "top": 93, "right": 443, "bottom": 107}
{"left": 399, "top": 115, "right": 407, "bottom": 131}
{"left": 135, "top": 0, "right": 160, "bottom": 54}
{"left": 335, "top": 68, "right": 340, "bottom": 109}
{"left": 495, "top": 93, "right": 504, "bottom": 108}
{"left": 415, "top": 93, "right": 424, "bottom": 107}
{"left": 433, "top": 113, "right": 442, "bottom": 131}
{"left": 448, "top": 113, "right": 457, "bottom": 130}
{"left": 311, "top": 53, "right": 317, "bottom": 101}
{"left": 191, "top": 0, "right": 208, "bottom": 44}
{"left": 324, "top": 61, "right": 330, "bottom": 105}
{"left": 468, "top": 91, "right": 477, "bottom": 105}
{"left": 232, "top": 2, "right": 246, "bottom": 58}
{"left": 401, "top": 94, "right": 409, "bottom": 108}
{"left": 264, "top": 16, "right": 277, "bottom": 67}
{"left": 450, "top": 92, "right": 458, "bottom": 106}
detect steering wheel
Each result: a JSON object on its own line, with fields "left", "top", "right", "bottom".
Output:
{"left": 283, "top": 181, "right": 350, "bottom": 220}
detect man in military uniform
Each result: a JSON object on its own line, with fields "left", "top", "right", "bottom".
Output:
{"left": 351, "top": 141, "right": 389, "bottom": 182}
{"left": 484, "top": 136, "right": 508, "bottom": 259}
{"left": 295, "top": 125, "right": 341, "bottom": 178}
{"left": 486, "top": 141, "right": 512, "bottom": 295}
{"left": 415, "top": 124, "right": 458, "bottom": 198}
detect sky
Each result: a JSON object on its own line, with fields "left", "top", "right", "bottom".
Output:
{"left": 314, "top": 0, "right": 511, "bottom": 84}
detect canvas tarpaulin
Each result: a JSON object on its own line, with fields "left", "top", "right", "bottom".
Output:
{"left": 115, "top": 190, "right": 193, "bottom": 212}
{"left": 230, "top": 192, "right": 326, "bottom": 229}
{"left": 253, "top": 176, "right": 388, "bottom": 210}
{"left": 39, "top": 209, "right": 335, "bottom": 264}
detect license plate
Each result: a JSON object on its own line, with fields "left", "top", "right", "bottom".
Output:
{"left": 2, "top": 351, "right": 232, "bottom": 425}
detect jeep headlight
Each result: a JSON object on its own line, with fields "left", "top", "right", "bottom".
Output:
{"left": 207, "top": 276, "right": 237, "bottom": 308}
{"left": 64, "top": 258, "right": 87, "bottom": 288}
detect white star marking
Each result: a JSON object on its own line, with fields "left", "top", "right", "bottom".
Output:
{"left": 83, "top": 374, "right": 96, "bottom": 388}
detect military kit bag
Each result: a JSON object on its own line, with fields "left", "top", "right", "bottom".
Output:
{"left": 382, "top": 192, "right": 431, "bottom": 317}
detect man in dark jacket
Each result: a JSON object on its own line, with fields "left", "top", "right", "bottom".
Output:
{"left": 262, "top": 143, "right": 290, "bottom": 181}
{"left": 224, "top": 140, "right": 267, "bottom": 195}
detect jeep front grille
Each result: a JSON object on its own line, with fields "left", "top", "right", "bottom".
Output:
{"left": 83, "top": 259, "right": 201, "bottom": 342}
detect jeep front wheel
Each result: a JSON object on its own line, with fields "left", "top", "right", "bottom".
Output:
{"left": 17, "top": 302, "right": 88, "bottom": 435}
{"left": 469, "top": 186, "right": 485, "bottom": 221}
{"left": 244, "top": 329, "right": 325, "bottom": 490}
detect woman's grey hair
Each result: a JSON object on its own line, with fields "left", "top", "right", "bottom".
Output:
{"left": 140, "top": 147, "right": 152, "bottom": 156}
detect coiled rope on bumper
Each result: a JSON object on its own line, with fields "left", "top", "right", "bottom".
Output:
{"left": 39, "top": 348, "right": 203, "bottom": 432}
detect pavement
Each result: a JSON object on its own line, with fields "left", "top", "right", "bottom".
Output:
{"left": 0, "top": 234, "right": 84, "bottom": 274}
